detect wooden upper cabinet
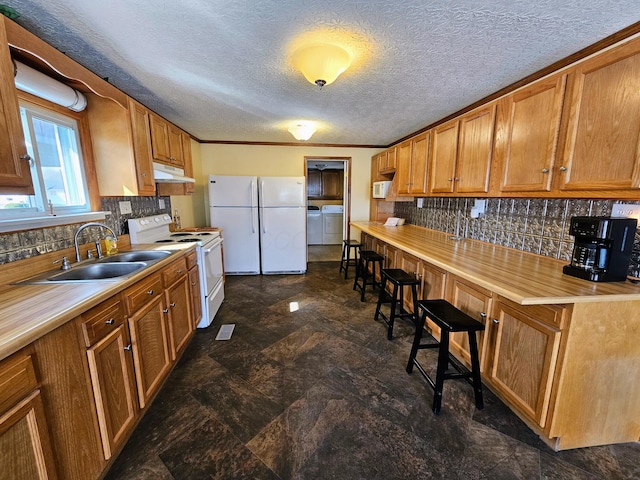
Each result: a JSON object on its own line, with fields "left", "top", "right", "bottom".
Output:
{"left": 0, "top": 21, "right": 33, "bottom": 194}
{"left": 307, "top": 169, "right": 322, "bottom": 198}
{"left": 495, "top": 75, "right": 567, "bottom": 193}
{"left": 322, "top": 170, "right": 343, "bottom": 199}
{"left": 409, "top": 132, "right": 430, "bottom": 195}
{"left": 557, "top": 37, "right": 640, "bottom": 191}
{"left": 149, "top": 112, "right": 172, "bottom": 164}
{"left": 168, "top": 124, "right": 184, "bottom": 167}
{"left": 128, "top": 99, "right": 156, "bottom": 196}
{"left": 430, "top": 120, "right": 459, "bottom": 193}
{"left": 378, "top": 147, "right": 396, "bottom": 174}
{"left": 395, "top": 140, "right": 412, "bottom": 195}
{"left": 456, "top": 103, "right": 496, "bottom": 194}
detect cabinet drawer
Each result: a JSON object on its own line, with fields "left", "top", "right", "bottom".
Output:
{"left": 0, "top": 351, "right": 38, "bottom": 414}
{"left": 185, "top": 250, "right": 198, "bottom": 270}
{"left": 80, "top": 296, "right": 125, "bottom": 347}
{"left": 162, "top": 258, "right": 188, "bottom": 287}
{"left": 124, "top": 273, "right": 163, "bottom": 315}
{"left": 496, "top": 296, "right": 568, "bottom": 329}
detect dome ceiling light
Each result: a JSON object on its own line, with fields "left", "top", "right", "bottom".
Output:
{"left": 291, "top": 44, "right": 352, "bottom": 88}
{"left": 288, "top": 122, "right": 317, "bottom": 141}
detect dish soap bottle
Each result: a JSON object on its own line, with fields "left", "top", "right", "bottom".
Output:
{"left": 105, "top": 235, "right": 118, "bottom": 255}
{"left": 173, "top": 208, "right": 181, "bottom": 231}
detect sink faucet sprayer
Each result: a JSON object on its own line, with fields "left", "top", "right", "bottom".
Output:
{"left": 74, "top": 222, "right": 118, "bottom": 263}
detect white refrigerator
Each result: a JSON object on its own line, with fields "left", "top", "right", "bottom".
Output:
{"left": 259, "top": 176, "right": 307, "bottom": 274}
{"left": 209, "top": 175, "right": 260, "bottom": 274}
{"left": 208, "top": 175, "right": 307, "bottom": 274}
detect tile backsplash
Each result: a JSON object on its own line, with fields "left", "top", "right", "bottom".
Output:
{"left": 0, "top": 196, "right": 171, "bottom": 265}
{"left": 394, "top": 197, "right": 640, "bottom": 277}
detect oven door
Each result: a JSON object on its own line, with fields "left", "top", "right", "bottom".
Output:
{"left": 202, "top": 236, "right": 224, "bottom": 294}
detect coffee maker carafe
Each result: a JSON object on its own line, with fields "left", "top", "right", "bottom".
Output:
{"left": 563, "top": 216, "right": 637, "bottom": 282}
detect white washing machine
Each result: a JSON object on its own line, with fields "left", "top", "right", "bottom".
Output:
{"left": 322, "top": 205, "right": 344, "bottom": 245}
{"left": 307, "top": 207, "right": 323, "bottom": 245}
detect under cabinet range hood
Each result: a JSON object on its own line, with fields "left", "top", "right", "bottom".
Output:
{"left": 153, "top": 162, "right": 196, "bottom": 183}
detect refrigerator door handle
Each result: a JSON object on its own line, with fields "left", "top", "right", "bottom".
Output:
{"left": 251, "top": 207, "right": 256, "bottom": 234}
{"left": 251, "top": 179, "right": 257, "bottom": 208}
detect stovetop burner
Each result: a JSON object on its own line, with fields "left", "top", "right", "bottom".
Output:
{"left": 170, "top": 233, "right": 192, "bottom": 237}
{"left": 155, "top": 239, "right": 174, "bottom": 243}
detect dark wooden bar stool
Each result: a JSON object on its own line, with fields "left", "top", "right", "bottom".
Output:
{"left": 406, "top": 299, "right": 485, "bottom": 414}
{"left": 352, "top": 250, "right": 384, "bottom": 301}
{"left": 339, "top": 240, "right": 362, "bottom": 279}
{"left": 374, "top": 269, "right": 419, "bottom": 340}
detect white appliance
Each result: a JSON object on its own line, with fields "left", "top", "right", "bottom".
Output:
{"left": 372, "top": 180, "right": 392, "bottom": 198}
{"left": 322, "top": 205, "right": 344, "bottom": 245}
{"left": 258, "top": 176, "right": 307, "bottom": 274}
{"left": 209, "top": 175, "right": 260, "bottom": 274}
{"left": 307, "top": 207, "right": 323, "bottom": 245}
{"left": 128, "top": 215, "right": 224, "bottom": 329}
{"left": 208, "top": 175, "right": 307, "bottom": 274}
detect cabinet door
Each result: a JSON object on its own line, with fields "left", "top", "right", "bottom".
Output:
{"left": 188, "top": 266, "right": 202, "bottom": 328}
{"left": 168, "top": 124, "right": 184, "bottom": 167}
{"left": 446, "top": 276, "right": 492, "bottom": 372}
{"left": 456, "top": 104, "right": 496, "bottom": 194}
{"left": 165, "top": 276, "right": 193, "bottom": 360}
{"left": 496, "top": 75, "right": 566, "bottom": 193}
{"left": 395, "top": 140, "right": 412, "bottom": 195}
{"left": 128, "top": 99, "right": 156, "bottom": 196}
{"left": 430, "top": 120, "right": 459, "bottom": 193}
{"left": 418, "top": 261, "right": 447, "bottom": 337}
{"left": 85, "top": 325, "right": 137, "bottom": 460}
{"left": 128, "top": 295, "right": 172, "bottom": 409}
{"left": 385, "top": 147, "right": 397, "bottom": 172}
{"left": 322, "top": 170, "right": 343, "bottom": 199}
{"left": 0, "top": 22, "right": 33, "bottom": 193}
{"left": 558, "top": 37, "right": 640, "bottom": 191}
{"left": 0, "top": 390, "right": 58, "bottom": 480}
{"left": 399, "top": 252, "right": 421, "bottom": 313}
{"left": 307, "top": 170, "right": 322, "bottom": 198}
{"left": 409, "top": 132, "right": 430, "bottom": 195}
{"left": 488, "top": 299, "right": 564, "bottom": 427}
{"left": 149, "top": 113, "right": 171, "bottom": 164}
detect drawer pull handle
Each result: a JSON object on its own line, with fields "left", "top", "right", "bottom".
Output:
{"left": 176, "top": 269, "right": 183, "bottom": 274}
{"left": 147, "top": 290, "right": 154, "bottom": 295}
{"left": 124, "top": 344, "right": 132, "bottom": 351}
{"left": 170, "top": 302, "right": 176, "bottom": 308}
{"left": 163, "top": 308, "right": 169, "bottom": 313}
{"left": 105, "top": 318, "right": 115, "bottom": 325}
{"left": 479, "top": 312, "right": 487, "bottom": 319}
{"left": 492, "top": 318, "right": 500, "bottom": 325}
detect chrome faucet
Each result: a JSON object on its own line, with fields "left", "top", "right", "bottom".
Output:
{"left": 74, "top": 222, "right": 117, "bottom": 263}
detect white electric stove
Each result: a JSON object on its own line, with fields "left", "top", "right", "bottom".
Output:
{"left": 128, "top": 215, "right": 224, "bottom": 328}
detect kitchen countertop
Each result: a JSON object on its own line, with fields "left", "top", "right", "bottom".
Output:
{"left": 351, "top": 221, "right": 640, "bottom": 305}
{"left": 0, "top": 243, "right": 195, "bottom": 362}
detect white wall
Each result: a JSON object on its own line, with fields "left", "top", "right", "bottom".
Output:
{"left": 173, "top": 143, "right": 379, "bottom": 240}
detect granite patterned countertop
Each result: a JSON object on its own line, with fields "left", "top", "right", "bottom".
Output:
{"left": 0, "top": 243, "right": 194, "bottom": 361}
{"left": 351, "top": 221, "right": 640, "bottom": 305}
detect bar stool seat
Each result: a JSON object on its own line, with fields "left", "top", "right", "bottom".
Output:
{"left": 406, "top": 299, "right": 485, "bottom": 414}
{"left": 353, "top": 250, "right": 384, "bottom": 301}
{"left": 339, "top": 240, "right": 362, "bottom": 279}
{"left": 374, "top": 269, "right": 419, "bottom": 340}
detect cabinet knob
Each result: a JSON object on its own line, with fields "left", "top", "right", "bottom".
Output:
{"left": 479, "top": 312, "right": 487, "bottom": 319}
{"left": 124, "top": 344, "right": 132, "bottom": 351}
{"left": 447, "top": 178, "right": 453, "bottom": 182}
{"left": 163, "top": 308, "right": 169, "bottom": 313}
{"left": 541, "top": 168, "right": 549, "bottom": 173}
{"left": 142, "top": 173, "right": 147, "bottom": 177}
{"left": 105, "top": 318, "right": 115, "bottom": 325}
{"left": 454, "top": 177, "right": 460, "bottom": 181}
{"left": 147, "top": 289, "right": 154, "bottom": 295}
{"left": 19, "top": 154, "right": 31, "bottom": 160}
{"left": 170, "top": 302, "right": 176, "bottom": 308}
{"left": 559, "top": 166, "right": 567, "bottom": 172}
{"left": 191, "top": 281, "right": 197, "bottom": 286}
{"left": 492, "top": 318, "right": 500, "bottom": 325}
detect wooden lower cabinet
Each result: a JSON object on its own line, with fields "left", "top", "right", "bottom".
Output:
{"left": 446, "top": 275, "right": 492, "bottom": 372}
{"left": 0, "top": 351, "right": 57, "bottom": 480}
{"left": 165, "top": 276, "right": 193, "bottom": 360}
{"left": 487, "top": 297, "right": 566, "bottom": 428}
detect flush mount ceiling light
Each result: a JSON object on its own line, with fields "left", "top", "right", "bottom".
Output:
{"left": 291, "top": 44, "right": 352, "bottom": 88}
{"left": 288, "top": 122, "right": 317, "bottom": 141}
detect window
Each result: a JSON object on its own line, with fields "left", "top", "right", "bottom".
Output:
{"left": 0, "top": 101, "right": 90, "bottom": 218}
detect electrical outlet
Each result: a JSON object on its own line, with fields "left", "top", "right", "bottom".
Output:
{"left": 159, "top": 199, "right": 165, "bottom": 209}
{"left": 611, "top": 202, "right": 640, "bottom": 220}
{"left": 119, "top": 201, "right": 132, "bottom": 215}
{"left": 417, "top": 198, "right": 424, "bottom": 208}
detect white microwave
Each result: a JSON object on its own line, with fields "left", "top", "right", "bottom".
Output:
{"left": 372, "top": 180, "right": 392, "bottom": 198}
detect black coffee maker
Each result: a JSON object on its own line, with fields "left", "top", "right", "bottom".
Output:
{"left": 563, "top": 216, "right": 637, "bottom": 282}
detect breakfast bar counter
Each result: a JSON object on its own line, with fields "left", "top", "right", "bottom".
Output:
{"left": 351, "top": 221, "right": 640, "bottom": 451}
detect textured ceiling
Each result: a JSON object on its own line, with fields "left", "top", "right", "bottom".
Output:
{"left": 4, "top": 1, "right": 640, "bottom": 145}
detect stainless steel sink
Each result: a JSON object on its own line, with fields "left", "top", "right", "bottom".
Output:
{"left": 96, "top": 250, "right": 172, "bottom": 263}
{"left": 46, "top": 262, "right": 146, "bottom": 282}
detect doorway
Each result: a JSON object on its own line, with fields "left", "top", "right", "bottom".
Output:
{"left": 304, "top": 157, "right": 351, "bottom": 262}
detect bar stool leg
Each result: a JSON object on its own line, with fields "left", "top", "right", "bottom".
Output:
{"left": 360, "top": 259, "right": 369, "bottom": 302}
{"left": 374, "top": 275, "right": 387, "bottom": 321}
{"left": 468, "top": 331, "right": 484, "bottom": 410}
{"left": 433, "top": 330, "right": 450, "bottom": 414}
{"left": 352, "top": 257, "right": 361, "bottom": 292}
{"left": 387, "top": 283, "right": 399, "bottom": 340}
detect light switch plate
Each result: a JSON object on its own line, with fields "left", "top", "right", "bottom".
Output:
{"left": 611, "top": 202, "right": 640, "bottom": 220}
{"left": 119, "top": 201, "right": 132, "bottom": 215}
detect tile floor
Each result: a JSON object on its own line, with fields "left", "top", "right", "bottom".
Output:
{"left": 106, "top": 262, "right": 640, "bottom": 480}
